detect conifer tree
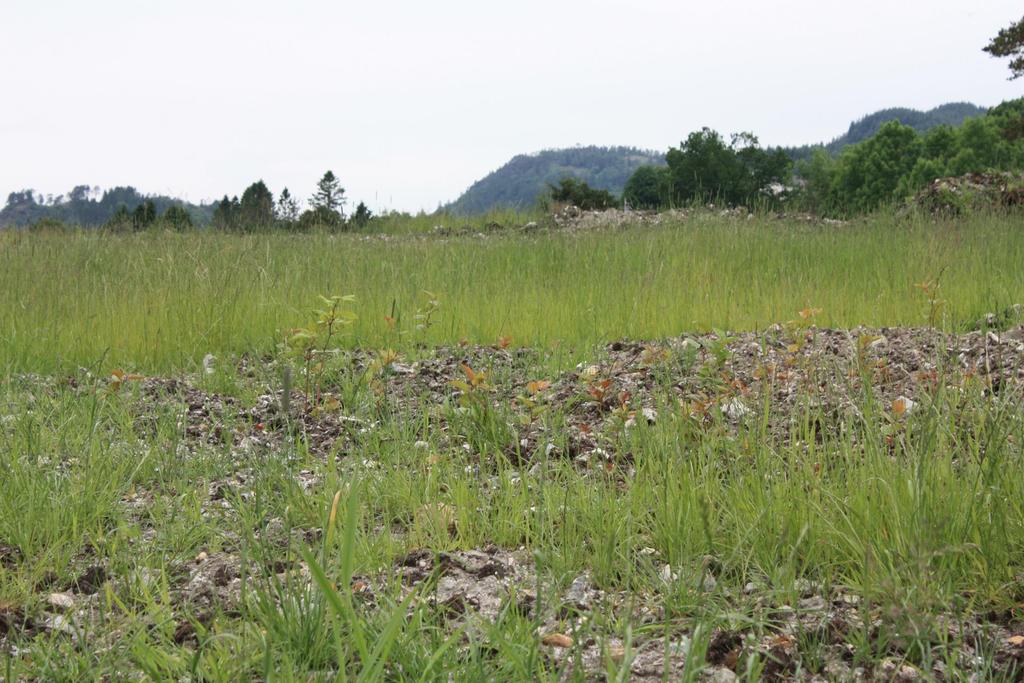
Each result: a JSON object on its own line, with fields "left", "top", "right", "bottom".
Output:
{"left": 311, "top": 171, "right": 346, "bottom": 218}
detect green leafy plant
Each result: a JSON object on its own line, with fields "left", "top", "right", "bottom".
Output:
{"left": 413, "top": 290, "right": 441, "bottom": 334}
{"left": 283, "top": 294, "right": 357, "bottom": 411}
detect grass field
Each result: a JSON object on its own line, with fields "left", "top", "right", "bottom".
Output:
{"left": 3, "top": 211, "right": 1024, "bottom": 680}
{"left": 2, "top": 210, "right": 1023, "bottom": 373}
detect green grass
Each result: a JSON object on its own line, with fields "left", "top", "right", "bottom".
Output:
{"left": 3, "top": 210, "right": 1023, "bottom": 373}
{"left": 1, "top": 347, "right": 1022, "bottom": 679}
{"left": 3, "top": 211, "right": 1024, "bottom": 679}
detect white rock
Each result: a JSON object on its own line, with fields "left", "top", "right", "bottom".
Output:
{"left": 43, "top": 614, "right": 74, "bottom": 634}
{"left": 722, "top": 398, "right": 750, "bottom": 420}
{"left": 893, "top": 396, "right": 916, "bottom": 415}
{"left": 47, "top": 592, "right": 75, "bottom": 610}
{"left": 708, "top": 668, "right": 738, "bottom": 683}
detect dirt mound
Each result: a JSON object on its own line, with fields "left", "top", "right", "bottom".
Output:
{"left": 910, "top": 172, "right": 1024, "bottom": 215}
{"left": 109, "top": 324, "right": 1024, "bottom": 468}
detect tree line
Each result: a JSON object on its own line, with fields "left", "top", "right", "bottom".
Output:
{"left": 0, "top": 172, "right": 374, "bottom": 231}
{"left": 609, "top": 97, "right": 1024, "bottom": 217}
{"left": 207, "top": 171, "right": 372, "bottom": 232}
{"left": 0, "top": 186, "right": 214, "bottom": 228}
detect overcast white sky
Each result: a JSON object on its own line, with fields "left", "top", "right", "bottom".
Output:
{"left": 1, "top": 1, "right": 1021, "bottom": 213}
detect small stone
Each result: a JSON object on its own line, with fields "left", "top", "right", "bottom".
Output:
{"left": 47, "top": 592, "right": 75, "bottom": 610}
{"left": 541, "top": 632, "right": 573, "bottom": 648}
{"left": 838, "top": 592, "right": 861, "bottom": 605}
{"left": 721, "top": 398, "right": 750, "bottom": 420}
{"left": 43, "top": 614, "right": 74, "bottom": 634}
{"left": 413, "top": 440, "right": 429, "bottom": 450}
{"left": 709, "top": 668, "right": 738, "bottom": 683}
{"left": 897, "top": 664, "right": 921, "bottom": 681}
{"left": 893, "top": 396, "right": 916, "bottom": 415}
{"left": 798, "top": 595, "right": 827, "bottom": 611}
{"left": 563, "top": 573, "right": 594, "bottom": 609}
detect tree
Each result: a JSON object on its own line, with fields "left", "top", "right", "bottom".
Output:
{"left": 664, "top": 128, "right": 791, "bottom": 207}
{"left": 984, "top": 15, "right": 1024, "bottom": 79}
{"left": 276, "top": 187, "right": 300, "bottom": 224}
{"left": 829, "top": 121, "right": 922, "bottom": 213}
{"left": 733, "top": 134, "right": 791, "bottom": 201}
{"left": 105, "top": 204, "right": 132, "bottom": 230}
{"left": 350, "top": 201, "right": 373, "bottom": 228}
{"left": 68, "top": 185, "right": 91, "bottom": 203}
{"left": 623, "top": 165, "right": 670, "bottom": 209}
{"left": 547, "top": 177, "right": 617, "bottom": 210}
{"left": 666, "top": 128, "right": 737, "bottom": 204}
{"left": 239, "top": 180, "right": 275, "bottom": 229}
{"left": 132, "top": 200, "right": 157, "bottom": 230}
{"left": 987, "top": 98, "right": 1024, "bottom": 141}
{"left": 298, "top": 205, "right": 343, "bottom": 229}
{"left": 162, "top": 205, "right": 193, "bottom": 230}
{"left": 794, "top": 148, "right": 837, "bottom": 214}
{"left": 311, "top": 171, "right": 346, "bottom": 218}
{"left": 212, "top": 195, "right": 240, "bottom": 230}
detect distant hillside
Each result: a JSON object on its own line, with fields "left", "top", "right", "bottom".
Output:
{"left": 785, "top": 102, "right": 987, "bottom": 161}
{"left": 0, "top": 186, "right": 214, "bottom": 227}
{"left": 446, "top": 146, "right": 665, "bottom": 214}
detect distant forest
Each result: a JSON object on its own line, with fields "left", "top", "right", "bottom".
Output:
{"left": 783, "top": 102, "right": 988, "bottom": 161}
{"left": 0, "top": 186, "right": 213, "bottom": 228}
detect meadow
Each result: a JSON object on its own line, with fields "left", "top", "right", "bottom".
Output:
{"left": 2, "top": 211, "right": 1024, "bottom": 681}
{"left": 2, "top": 210, "right": 1024, "bottom": 373}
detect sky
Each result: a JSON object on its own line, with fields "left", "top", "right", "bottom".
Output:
{"left": 1, "top": 1, "right": 1021, "bottom": 214}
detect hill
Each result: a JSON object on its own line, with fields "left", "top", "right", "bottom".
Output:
{"left": 785, "top": 102, "right": 987, "bottom": 161}
{"left": 445, "top": 146, "right": 665, "bottom": 214}
{"left": 0, "top": 186, "right": 214, "bottom": 227}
